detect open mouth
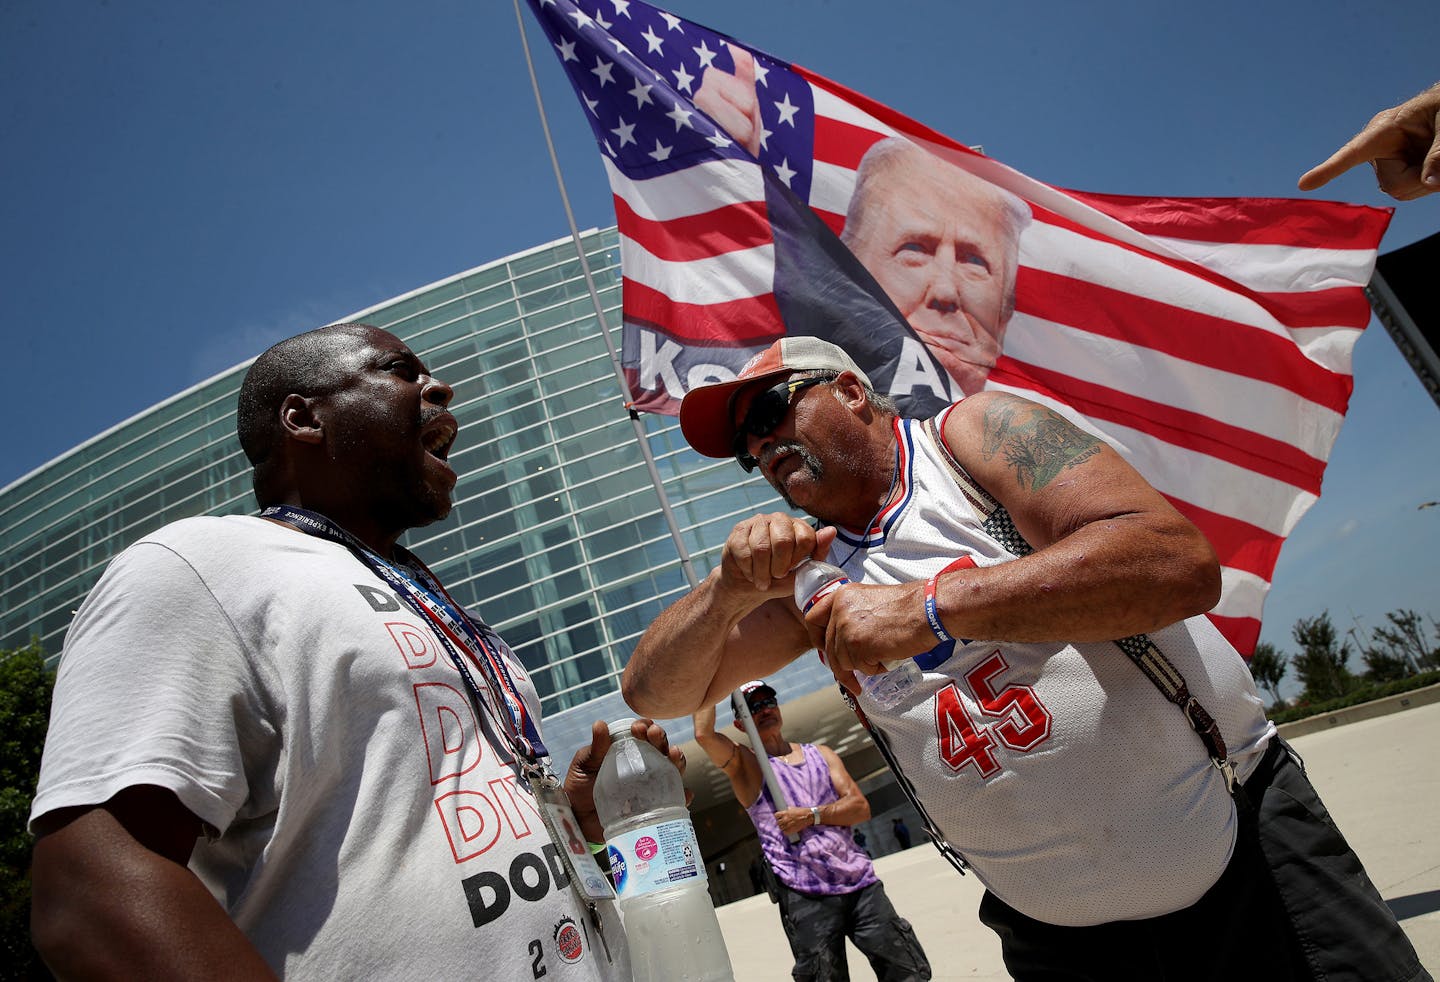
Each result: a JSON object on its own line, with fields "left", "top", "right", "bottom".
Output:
{"left": 422, "top": 418, "right": 457, "bottom": 461}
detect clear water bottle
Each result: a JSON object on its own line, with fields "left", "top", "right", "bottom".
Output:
{"left": 792, "top": 558, "right": 923, "bottom": 708}
{"left": 594, "top": 719, "right": 734, "bottom": 982}
{"left": 792, "top": 557, "right": 849, "bottom": 614}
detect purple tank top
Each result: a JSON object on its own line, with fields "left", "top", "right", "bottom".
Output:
{"left": 745, "top": 743, "right": 878, "bottom": 895}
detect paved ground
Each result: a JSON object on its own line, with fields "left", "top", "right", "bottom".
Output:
{"left": 716, "top": 701, "right": 1440, "bottom": 980}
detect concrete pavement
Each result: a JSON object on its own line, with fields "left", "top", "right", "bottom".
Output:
{"left": 716, "top": 701, "right": 1440, "bottom": 980}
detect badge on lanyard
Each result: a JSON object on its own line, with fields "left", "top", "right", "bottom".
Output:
{"left": 530, "top": 775, "right": 617, "bottom": 903}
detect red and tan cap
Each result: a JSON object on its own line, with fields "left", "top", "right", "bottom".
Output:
{"left": 678, "top": 337, "right": 871, "bottom": 459}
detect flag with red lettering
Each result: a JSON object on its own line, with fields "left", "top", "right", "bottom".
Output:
{"left": 524, "top": 0, "right": 1391, "bottom": 654}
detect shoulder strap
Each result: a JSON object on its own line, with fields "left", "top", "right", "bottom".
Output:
{"left": 918, "top": 415, "right": 1237, "bottom": 793}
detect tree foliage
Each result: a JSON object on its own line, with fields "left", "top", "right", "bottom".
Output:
{"left": 1367, "top": 609, "right": 1438, "bottom": 674}
{"left": 1290, "top": 611, "right": 1356, "bottom": 703}
{"left": 0, "top": 642, "right": 55, "bottom": 981}
{"left": 1248, "top": 641, "right": 1288, "bottom": 709}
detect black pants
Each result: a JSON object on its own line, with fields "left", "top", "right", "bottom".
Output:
{"left": 978, "top": 739, "right": 1430, "bottom": 982}
{"left": 776, "top": 880, "right": 931, "bottom": 982}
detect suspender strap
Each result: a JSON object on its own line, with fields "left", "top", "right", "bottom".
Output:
{"left": 839, "top": 685, "right": 970, "bottom": 876}
{"left": 920, "top": 418, "right": 1238, "bottom": 794}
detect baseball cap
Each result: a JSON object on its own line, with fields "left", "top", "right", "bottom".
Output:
{"left": 730, "top": 680, "right": 778, "bottom": 717}
{"left": 679, "top": 337, "right": 872, "bottom": 459}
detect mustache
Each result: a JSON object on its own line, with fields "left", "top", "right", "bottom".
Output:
{"left": 764, "top": 441, "right": 824, "bottom": 510}
{"left": 762, "top": 440, "right": 822, "bottom": 473}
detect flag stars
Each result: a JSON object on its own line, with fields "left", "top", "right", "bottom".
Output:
{"left": 666, "top": 104, "right": 694, "bottom": 131}
{"left": 611, "top": 118, "right": 637, "bottom": 147}
{"left": 594, "top": 9, "right": 613, "bottom": 30}
{"left": 673, "top": 63, "right": 695, "bottom": 93}
{"left": 706, "top": 130, "right": 733, "bottom": 149}
{"left": 648, "top": 139, "right": 673, "bottom": 161}
{"left": 568, "top": 7, "right": 593, "bottom": 29}
{"left": 556, "top": 38, "right": 577, "bottom": 62}
{"left": 628, "top": 79, "right": 653, "bottom": 108}
{"left": 607, "top": 36, "right": 630, "bottom": 55}
{"left": 693, "top": 40, "right": 718, "bottom": 69}
{"left": 583, "top": 94, "right": 600, "bottom": 117}
{"left": 774, "top": 93, "right": 800, "bottom": 127}
{"left": 754, "top": 61, "right": 770, "bottom": 87}
{"left": 591, "top": 57, "right": 616, "bottom": 86}
{"left": 774, "top": 157, "right": 797, "bottom": 187}
{"left": 640, "top": 25, "right": 664, "bottom": 54}
{"left": 660, "top": 12, "right": 683, "bottom": 32}
{"left": 610, "top": 0, "right": 631, "bottom": 16}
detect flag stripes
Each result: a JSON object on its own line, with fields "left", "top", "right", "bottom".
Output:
{"left": 525, "top": 0, "right": 1391, "bottom": 653}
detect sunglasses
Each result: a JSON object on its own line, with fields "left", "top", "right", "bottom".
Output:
{"left": 746, "top": 695, "right": 778, "bottom": 712}
{"left": 731, "top": 375, "right": 831, "bottom": 472}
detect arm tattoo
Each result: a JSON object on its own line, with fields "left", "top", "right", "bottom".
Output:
{"left": 980, "top": 400, "right": 1103, "bottom": 491}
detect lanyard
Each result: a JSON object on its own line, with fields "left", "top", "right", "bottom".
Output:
{"left": 260, "top": 505, "right": 550, "bottom": 775}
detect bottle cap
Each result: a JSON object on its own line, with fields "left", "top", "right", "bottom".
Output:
{"left": 607, "top": 717, "right": 639, "bottom": 740}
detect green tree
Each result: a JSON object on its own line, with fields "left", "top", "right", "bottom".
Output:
{"left": 1362, "top": 645, "right": 1412, "bottom": 683}
{"left": 1248, "top": 641, "right": 1288, "bottom": 710}
{"left": 1290, "top": 611, "right": 1356, "bottom": 703}
{"left": 0, "top": 642, "right": 54, "bottom": 980}
{"left": 1368, "top": 609, "right": 1436, "bottom": 674}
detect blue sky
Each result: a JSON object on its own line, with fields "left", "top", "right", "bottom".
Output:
{"left": 3, "top": 0, "right": 1436, "bottom": 695}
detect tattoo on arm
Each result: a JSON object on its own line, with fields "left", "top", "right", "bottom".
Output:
{"left": 980, "top": 400, "right": 1103, "bottom": 490}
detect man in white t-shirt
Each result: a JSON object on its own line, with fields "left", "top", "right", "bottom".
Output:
{"left": 30, "top": 324, "right": 677, "bottom": 979}
{"left": 624, "top": 336, "right": 1428, "bottom": 981}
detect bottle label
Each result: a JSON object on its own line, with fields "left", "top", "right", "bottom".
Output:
{"left": 605, "top": 819, "right": 707, "bottom": 898}
{"left": 801, "top": 575, "right": 848, "bottom": 613}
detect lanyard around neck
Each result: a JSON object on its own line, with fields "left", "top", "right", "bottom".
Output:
{"left": 260, "top": 505, "right": 551, "bottom": 772}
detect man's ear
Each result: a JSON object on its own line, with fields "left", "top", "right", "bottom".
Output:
{"left": 280, "top": 394, "right": 324, "bottom": 445}
{"left": 833, "top": 371, "right": 870, "bottom": 415}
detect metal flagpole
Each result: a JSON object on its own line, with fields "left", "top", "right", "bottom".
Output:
{"left": 511, "top": 0, "right": 793, "bottom": 818}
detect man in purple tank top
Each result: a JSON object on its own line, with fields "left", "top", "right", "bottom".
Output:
{"left": 694, "top": 680, "right": 931, "bottom": 982}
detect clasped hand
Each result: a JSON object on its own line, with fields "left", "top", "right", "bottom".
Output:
{"left": 802, "top": 580, "right": 935, "bottom": 682}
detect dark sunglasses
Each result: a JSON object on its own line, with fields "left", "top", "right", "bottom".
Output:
{"left": 731, "top": 375, "right": 831, "bottom": 472}
{"left": 746, "top": 695, "right": 778, "bottom": 712}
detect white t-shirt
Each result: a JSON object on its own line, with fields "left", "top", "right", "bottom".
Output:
{"left": 32, "top": 515, "right": 629, "bottom": 980}
{"left": 828, "top": 415, "right": 1275, "bottom": 927}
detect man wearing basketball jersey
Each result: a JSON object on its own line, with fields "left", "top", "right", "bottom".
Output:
{"left": 626, "top": 337, "right": 1427, "bottom": 981}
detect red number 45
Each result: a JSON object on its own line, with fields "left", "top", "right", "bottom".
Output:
{"left": 935, "top": 651, "right": 1052, "bottom": 779}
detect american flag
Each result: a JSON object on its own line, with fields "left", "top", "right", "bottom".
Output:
{"left": 524, "top": 0, "right": 1391, "bottom": 654}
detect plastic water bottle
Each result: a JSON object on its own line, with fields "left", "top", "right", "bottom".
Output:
{"left": 594, "top": 719, "right": 734, "bottom": 982}
{"left": 792, "top": 558, "right": 923, "bottom": 708}
{"left": 792, "top": 557, "right": 849, "bottom": 614}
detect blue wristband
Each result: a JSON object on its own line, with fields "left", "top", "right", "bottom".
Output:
{"left": 923, "top": 574, "right": 952, "bottom": 643}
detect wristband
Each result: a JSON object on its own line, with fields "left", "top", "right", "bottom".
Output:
{"left": 810, "top": 806, "right": 822, "bottom": 826}
{"left": 923, "top": 573, "right": 953, "bottom": 643}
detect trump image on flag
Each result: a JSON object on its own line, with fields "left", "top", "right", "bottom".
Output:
{"left": 522, "top": 0, "right": 1391, "bottom": 658}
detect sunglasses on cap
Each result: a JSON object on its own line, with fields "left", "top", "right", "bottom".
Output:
{"left": 731, "top": 375, "right": 833, "bottom": 472}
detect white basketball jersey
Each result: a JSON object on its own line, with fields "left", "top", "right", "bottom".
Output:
{"left": 827, "top": 413, "right": 1274, "bottom": 927}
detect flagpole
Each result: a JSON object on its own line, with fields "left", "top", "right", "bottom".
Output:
{"left": 510, "top": 0, "right": 698, "bottom": 595}
{"left": 510, "top": 0, "right": 793, "bottom": 825}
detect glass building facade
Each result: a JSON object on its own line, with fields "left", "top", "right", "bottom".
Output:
{"left": 0, "top": 227, "right": 836, "bottom": 760}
